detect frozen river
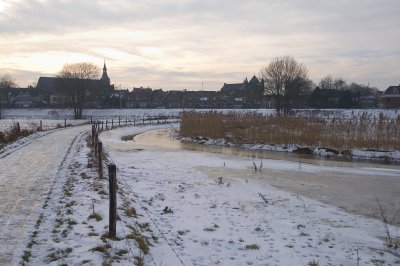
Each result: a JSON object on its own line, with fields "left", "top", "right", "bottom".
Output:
{"left": 135, "top": 128, "right": 400, "bottom": 224}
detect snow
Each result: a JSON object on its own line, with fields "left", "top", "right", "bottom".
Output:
{"left": 2, "top": 108, "right": 399, "bottom": 121}
{"left": 1, "top": 109, "right": 400, "bottom": 265}
{"left": 99, "top": 125, "right": 400, "bottom": 266}
{"left": 0, "top": 125, "right": 89, "bottom": 264}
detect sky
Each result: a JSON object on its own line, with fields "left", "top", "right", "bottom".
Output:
{"left": 0, "top": 0, "right": 399, "bottom": 91}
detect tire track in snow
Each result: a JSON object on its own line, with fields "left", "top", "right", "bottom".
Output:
{"left": 0, "top": 125, "right": 89, "bottom": 265}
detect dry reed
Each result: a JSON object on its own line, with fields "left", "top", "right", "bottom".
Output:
{"left": 180, "top": 111, "right": 400, "bottom": 151}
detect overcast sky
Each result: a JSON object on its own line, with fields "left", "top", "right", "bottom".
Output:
{"left": 0, "top": 0, "right": 399, "bottom": 91}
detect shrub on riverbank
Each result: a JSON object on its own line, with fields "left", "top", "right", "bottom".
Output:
{"left": 180, "top": 111, "right": 400, "bottom": 151}
{"left": 0, "top": 123, "right": 34, "bottom": 146}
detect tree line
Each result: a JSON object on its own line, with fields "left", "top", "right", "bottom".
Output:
{"left": 259, "top": 56, "right": 379, "bottom": 113}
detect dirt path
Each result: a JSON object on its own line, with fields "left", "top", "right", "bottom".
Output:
{"left": 0, "top": 125, "right": 89, "bottom": 265}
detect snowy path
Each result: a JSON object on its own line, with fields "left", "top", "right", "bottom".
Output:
{"left": 0, "top": 125, "right": 89, "bottom": 265}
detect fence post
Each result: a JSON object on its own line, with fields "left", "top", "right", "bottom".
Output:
{"left": 112, "top": 119, "right": 114, "bottom": 128}
{"left": 40, "top": 120, "right": 43, "bottom": 131}
{"left": 98, "top": 142, "right": 103, "bottom": 178}
{"left": 94, "top": 133, "right": 98, "bottom": 157}
{"left": 125, "top": 118, "right": 127, "bottom": 125}
{"left": 108, "top": 164, "right": 117, "bottom": 238}
{"left": 118, "top": 116, "right": 121, "bottom": 126}
{"left": 134, "top": 117, "right": 136, "bottom": 126}
{"left": 16, "top": 122, "right": 21, "bottom": 133}
{"left": 101, "top": 121, "right": 104, "bottom": 131}
{"left": 142, "top": 116, "right": 145, "bottom": 125}
{"left": 106, "top": 120, "right": 108, "bottom": 129}
{"left": 91, "top": 116, "right": 93, "bottom": 124}
{"left": 64, "top": 118, "right": 67, "bottom": 127}
{"left": 92, "top": 125, "right": 96, "bottom": 146}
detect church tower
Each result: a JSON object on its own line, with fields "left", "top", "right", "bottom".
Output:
{"left": 100, "top": 60, "right": 110, "bottom": 86}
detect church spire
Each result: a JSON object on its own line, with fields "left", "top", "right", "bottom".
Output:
{"left": 100, "top": 60, "right": 110, "bottom": 86}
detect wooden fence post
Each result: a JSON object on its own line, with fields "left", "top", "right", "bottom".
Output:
{"left": 142, "top": 116, "right": 145, "bottom": 125}
{"left": 98, "top": 142, "right": 103, "bottom": 178}
{"left": 39, "top": 120, "right": 43, "bottom": 131}
{"left": 101, "top": 121, "right": 104, "bottom": 131}
{"left": 108, "top": 164, "right": 117, "bottom": 238}
{"left": 118, "top": 116, "right": 121, "bottom": 126}
{"left": 91, "top": 125, "right": 95, "bottom": 146}
{"left": 133, "top": 117, "right": 136, "bottom": 126}
{"left": 94, "top": 133, "right": 98, "bottom": 157}
{"left": 64, "top": 118, "right": 67, "bottom": 127}
{"left": 112, "top": 119, "right": 114, "bottom": 128}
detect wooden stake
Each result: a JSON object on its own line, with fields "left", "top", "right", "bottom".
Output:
{"left": 108, "top": 164, "right": 117, "bottom": 238}
{"left": 98, "top": 142, "right": 103, "bottom": 178}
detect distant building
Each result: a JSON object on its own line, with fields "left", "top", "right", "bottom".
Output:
{"left": 380, "top": 84, "right": 400, "bottom": 108}
{"left": 125, "top": 87, "right": 154, "bottom": 108}
{"left": 36, "top": 62, "right": 114, "bottom": 107}
{"left": 220, "top": 75, "right": 265, "bottom": 108}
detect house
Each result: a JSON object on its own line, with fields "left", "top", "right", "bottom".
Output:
{"left": 182, "top": 90, "right": 220, "bottom": 108}
{"left": 6, "top": 88, "right": 45, "bottom": 108}
{"left": 163, "top": 91, "right": 183, "bottom": 108}
{"left": 380, "top": 85, "right": 400, "bottom": 109}
{"left": 220, "top": 75, "right": 265, "bottom": 108}
{"left": 125, "top": 87, "right": 154, "bottom": 108}
{"left": 358, "top": 95, "right": 378, "bottom": 108}
{"left": 0, "top": 88, "right": 10, "bottom": 108}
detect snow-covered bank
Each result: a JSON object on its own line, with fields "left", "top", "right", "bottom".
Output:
{"left": 100, "top": 125, "right": 400, "bottom": 266}
{"left": 181, "top": 136, "right": 400, "bottom": 162}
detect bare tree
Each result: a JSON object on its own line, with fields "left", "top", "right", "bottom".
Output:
{"left": 57, "top": 62, "right": 99, "bottom": 119}
{"left": 260, "top": 56, "right": 311, "bottom": 113}
{"left": 0, "top": 74, "right": 17, "bottom": 119}
{"left": 319, "top": 75, "right": 334, "bottom": 90}
{"left": 0, "top": 74, "right": 17, "bottom": 88}
{"left": 319, "top": 76, "right": 348, "bottom": 91}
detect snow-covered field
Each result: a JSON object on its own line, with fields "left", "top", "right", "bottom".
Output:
{"left": 1, "top": 108, "right": 399, "bottom": 120}
{"left": 1, "top": 107, "right": 398, "bottom": 135}
{"left": 99, "top": 125, "right": 400, "bottom": 266}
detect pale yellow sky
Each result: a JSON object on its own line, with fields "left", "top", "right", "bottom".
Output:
{"left": 0, "top": 0, "right": 399, "bottom": 90}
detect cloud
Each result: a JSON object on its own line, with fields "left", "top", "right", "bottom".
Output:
{"left": 1, "top": 0, "right": 399, "bottom": 90}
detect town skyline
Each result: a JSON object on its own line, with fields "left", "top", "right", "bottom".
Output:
{"left": 1, "top": 0, "right": 399, "bottom": 91}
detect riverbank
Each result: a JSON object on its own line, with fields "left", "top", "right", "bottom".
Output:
{"left": 180, "top": 135, "right": 400, "bottom": 163}
{"left": 179, "top": 110, "right": 400, "bottom": 162}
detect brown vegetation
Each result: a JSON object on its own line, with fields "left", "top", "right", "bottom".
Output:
{"left": 0, "top": 123, "right": 34, "bottom": 146}
{"left": 180, "top": 111, "right": 400, "bottom": 151}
